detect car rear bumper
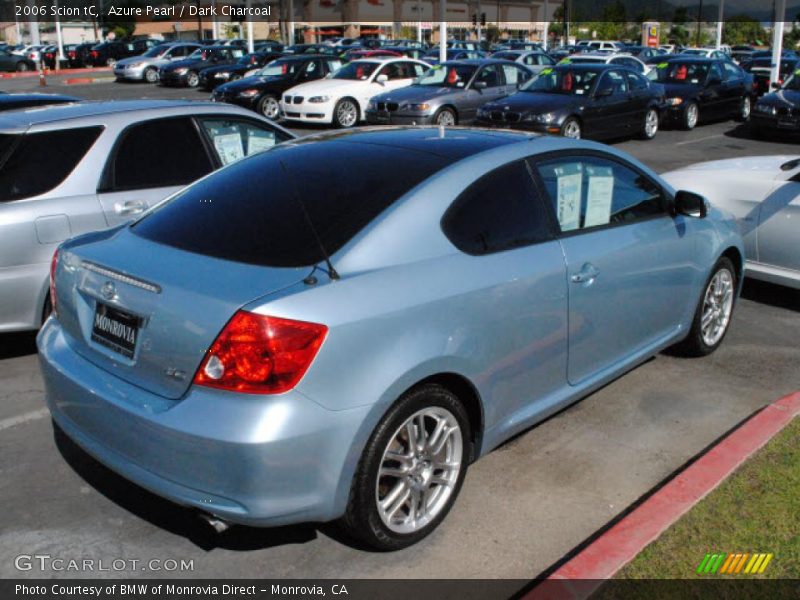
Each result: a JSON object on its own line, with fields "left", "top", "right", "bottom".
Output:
{"left": 37, "top": 319, "right": 369, "bottom": 527}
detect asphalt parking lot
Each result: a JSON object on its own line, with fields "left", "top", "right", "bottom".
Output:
{"left": 1, "top": 74, "right": 799, "bottom": 580}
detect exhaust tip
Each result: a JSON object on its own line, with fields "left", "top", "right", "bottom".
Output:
{"left": 197, "top": 512, "right": 231, "bottom": 534}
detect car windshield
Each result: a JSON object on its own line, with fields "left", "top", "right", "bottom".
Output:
{"left": 415, "top": 64, "right": 477, "bottom": 87}
{"left": 681, "top": 49, "right": 707, "bottom": 55}
{"left": 142, "top": 45, "right": 170, "bottom": 58}
{"left": 188, "top": 48, "right": 204, "bottom": 59}
{"left": 650, "top": 61, "right": 710, "bottom": 84}
{"left": 333, "top": 61, "right": 379, "bottom": 80}
{"left": 256, "top": 58, "right": 301, "bottom": 77}
{"left": 520, "top": 68, "right": 600, "bottom": 95}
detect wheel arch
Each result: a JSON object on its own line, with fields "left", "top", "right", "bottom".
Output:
{"left": 436, "top": 104, "right": 459, "bottom": 123}
{"left": 720, "top": 245, "right": 744, "bottom": 284}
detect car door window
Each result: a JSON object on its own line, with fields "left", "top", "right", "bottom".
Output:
{"left": 442, "top": 160, "right": 552, "bottom": 255}
{"left": 533, "top": 156, "right": 666, "bottom": 233}
{"left": 378, "top": 62, "right": 405, "bottom": 80}
{"left": 103, "top": 118, "right": 213, "bottom": 192}
{"left": 199, "top": 118, "right": 288, "bottom": 166}
{"left": 597, "top": 70, "right": 628, "bottom": 96}
{"left": 325, "top": 58, "right": 343, "bottom": 73}
{"left": 474, "top": 64, "right": 503, "bottom": 88}
{"left": 626, "top": 71, "right": 648, "bottom": 91}
{"left": 501, "top": 64, "right": 522, "bottom": 85}
{"left": 299, "top": 59, "right": 320, "bottom": 80}
{"left": 708, "top": 62, "right": 724, "bottom": 84}
{"left": 722, "top": 61, "right": 741, "bottom": 81}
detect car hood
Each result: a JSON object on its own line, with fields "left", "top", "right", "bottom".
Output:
{"left": 661, "top": 81, "right": 704, "bottom": 99}
{"left": 758, "top": 88, "right": 800, "bottom": 108}
{"left": 288, "top": 78, "right": 370, "bottom": 95}
{"left": 216, "top": 74, "right": 288, "bottom": 93}
{"left": 483, "top": 91, "right": 581, "bottom": 113}
{"left": 116, "top": 55, "right": 164, "bottom": 67}
{"left": 371, "top": 85, "right": 459, "bottom": 104}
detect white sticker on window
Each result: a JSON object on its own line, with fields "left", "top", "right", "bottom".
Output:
{"left": 247, "top": 129, "right": 276, "bottom": 154}
{"left": 555, "top": 165, "right": 582, "bottom": 231}
{"left": 584, "top": 167, "right": 614, "bottom": 227}
{"left": 213, "top": 132, "right": 244, "bottom": 165}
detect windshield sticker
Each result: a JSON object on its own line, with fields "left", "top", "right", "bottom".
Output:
{"left": 432, "top": 64, "right": 442, "bottom": 70}
{"left": 555, "top": 164, "right": 582, "bottom": 232}
{"left": 584, "top": 166, "right": 614, "bottom": 228}
{"left": 558, "top": 59, "right": 571, "bottom": 65}
{"left": 657, "top": 62, "right": 669, "bottom": 69}
{"left": 540, "top": 68, "right": 553, "bottom": 75}
{"left": 247, "top": 129, "right": 276, "bottom": 154}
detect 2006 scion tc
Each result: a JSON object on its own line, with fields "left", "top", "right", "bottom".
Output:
{"left": 40, "top": 128, "right": 743, "bottom": 550}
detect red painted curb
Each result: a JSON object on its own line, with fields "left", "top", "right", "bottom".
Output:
{"left": 63, "top": 76, "right": 115, "bottom": 86}
{"left": 0, "top": 67, "right": 110, "bottom": 79}
{"left": 525, "top": 391, "right": 800, "bottom": 599}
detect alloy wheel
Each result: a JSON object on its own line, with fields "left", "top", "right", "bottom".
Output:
{"left": 741, "top": 96, "right": 751, "bottom": 120}
{"left": 645, "top": 109, "right": 659, "bottom": 138}
{"left": 337, "top": 100, "right": 358, "bottom": 128}
{"left": 187, "top": 72, "right": 199, "bottom": 87}
{"left": 436, "top": 110, "right": 456, "bottom": 126}
{"left": 686, "top": 103, "right": 699, "bottom": 129}
{"left": 700, "top": 268, "right": 734, "bottom": 347}
{"left": 144, "top": 68, "right": 158, "bottom": 83}
{"left": 375, "top": 407, "right": 463, "bottom": 534}
{"left": 260, "top": 96, "right": 280, "bottom": 119}
{"left": 562, "top": 120, "right": 581, "bottom": 139}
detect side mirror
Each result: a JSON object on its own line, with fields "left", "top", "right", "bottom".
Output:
{"left": 473, "top": 80, "right": 488, "bottom": 90}
{"left": 595, "top": 86, "right": 613, "bottom": 98}
{"left": 674, "top": 190, "right": 707, "bottom": 218}
{"left": 376, "top": 73, "right": 388, "bottom": 84}
{"left": 771, "top": 81, "right": 781, "bottom": 89}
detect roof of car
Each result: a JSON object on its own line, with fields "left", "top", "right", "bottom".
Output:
{"left": 554, "top": 62, "right": 617, "bottom": 70}
{"left": 443, "top": 58, "right": 520, "bottom": 66}
{"left": 0, "top": 100, "right": 248, "bottom": 132}
{"left": 290, "top": 127, "right": 539, "bottom": 161}
{"left": 661, "top": 55, "right": 717, "bottom": 62}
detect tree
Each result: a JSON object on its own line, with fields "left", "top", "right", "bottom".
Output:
{"left": 723, "top": 15, "right": 766, "bottom": 46}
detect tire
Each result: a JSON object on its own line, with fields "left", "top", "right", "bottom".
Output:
{"left": 41, "top": 295, "right": 52, "bottom": 327}
{"left": 736, "top": 95, "right": 751, "bottom": 122}
{"left": 186, "top": 71, "right": 200, "bottom": 88}
{"left": 333, "top": 98, "right": 359, "bottom": 128}
{"left": 433, "top": 107, "right": 456, "bottom": 126}
{"left": 681, "top": 101, "right": 699, "bottom": 130}
{"left": 640, "top": 107, "right": 659, "bottom": 140}
{"left": 16, "top": 61, "right": 29, "bottom": 72}
{"left": 560, "top": 117, "right": 582, "bottom": 139}
{"left": 144, "top": 67, "right": 159, "bottom": 83}
{"left": 258, "top": 94, "right": 281, "bottom": 120}
{"left": 674, "top": 257, "right": 737, "bottom": 357}
{"left": 340, "top": 383, "right": 471, "bottom": 551}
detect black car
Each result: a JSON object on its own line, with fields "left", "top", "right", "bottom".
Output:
{"left": 41, "top": 45, "right": 74, "bottom": 70}
{"left": 0, "top": 93, "right": 79, "bottom": 111}
{"left": 199, "top": 51, "right": 284, "bottom": 90}
{"left": 751, "top": 74, "right": 800, "bottom": 136}
{"left": 66, "top": 42, "right": 97, "bottom": 68}
{"left": 160, "top": 46, "right": 246, "bottom": 88}
{"left": 623, "top": 46, "right": 662, "bottom": 60}
{"left": 649, "top": 57, "right": 755, "bottom": 130}
{"left": 0, "top": 48, "right": 35, "bottom": 72}
{"left": 739, "top": 50, "right": 798, "bottom": 72}
{"left": 211, "top": 54, "right": 344, "bottom": 119}
{"left": 284, "top": 44, "right": 339, "bottom": 56}
{"left": 747, "top": 57, "right": 800, "bottom": 95}
{"left": 86, "top": 39, "right": 158, "bottom": 67}
{"left": 476, "top": 64, "right": 665, "bottom": 141}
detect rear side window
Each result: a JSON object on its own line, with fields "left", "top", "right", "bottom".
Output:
{"left": 442, "top": 161, "right": 552, "bottom": 255}
{"left": 198, "top": 118, "right": 289, "bottom": 166}
{"left": 132, "top": 141, "right": 448, "bottom": 267}
{"left": 103, "top": 118, "right": 213, "bottom": 192}
{"left": 0, "top": 126, "right": 102, "bottom": 202}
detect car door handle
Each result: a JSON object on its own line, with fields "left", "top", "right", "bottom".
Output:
{"left": 571, "top": 264, "right": 600, "bottom": 284}
{"left": 114, "top": 200, "right": 147, "bottom": 216}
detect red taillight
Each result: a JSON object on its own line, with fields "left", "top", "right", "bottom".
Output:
{"left": 49, "top": 248, "right": 59, "bottom": 318}
{"left": 193, "top": 311, "right": 327, "bottom": 394}
{"left": 90, "top": 50, "right": 98, "bottom": 58}
{"left": 68, "top": 51, "right": 75, "bottom": 58}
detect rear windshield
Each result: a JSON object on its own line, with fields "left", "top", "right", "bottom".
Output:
{"left": 0, "top": 126, "right": 103, "bottom": 202}
{"left": 131, "top": 141, "right": 449, "bottom": 267}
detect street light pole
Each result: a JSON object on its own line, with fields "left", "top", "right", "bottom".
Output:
{"left": 439, "top": 0, "right": 446, "bottom": 64}
{"left": 716, "top": 0, "right": 724, "bottom": 49}
{"left": 771, "top": 0, "right": 786, "bottom": 89}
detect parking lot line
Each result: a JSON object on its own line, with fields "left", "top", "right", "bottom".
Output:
{"left": 675, "top": 134, "right": 725, "bottom": 146}
{"left": 0, "top": 407, "right": 49, "bottom": 432}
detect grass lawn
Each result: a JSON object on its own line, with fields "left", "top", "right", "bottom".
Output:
{"left": 616, "top": 417, "right": 799, "bottom": 580}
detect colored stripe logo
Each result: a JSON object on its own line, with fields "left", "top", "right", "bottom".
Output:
{"left": 697, "top": 552, "right": 773, "bottom": 575}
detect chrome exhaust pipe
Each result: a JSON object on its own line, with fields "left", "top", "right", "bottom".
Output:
{"left": 197, "top": 512, "right": 231, "bottom": 534}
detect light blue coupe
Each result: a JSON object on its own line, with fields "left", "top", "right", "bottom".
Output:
{"left": 39, "top": 128, "right": 744, "bottom": 550}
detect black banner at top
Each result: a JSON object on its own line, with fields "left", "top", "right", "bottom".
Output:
{"left": 0, "top": 0, "right": 796, "bottom": 25}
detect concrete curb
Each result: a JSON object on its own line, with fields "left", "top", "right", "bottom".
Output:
{"left": 0, "top": 67, "right": 111, "bottom": 79}
{"left": 524, "top": 390, "right": 800, "bottom": 599}
{"left": 62, "top": 76, "right": 116, "bottom": 86}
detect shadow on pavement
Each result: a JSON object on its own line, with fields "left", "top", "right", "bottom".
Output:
{"left": 52, "top": 421, "right": 325, "bottom": 552}
{"left": 0, "top": 331, "right": 38, "bottom": 360}
{"left": 741, "top": 278, "right": 799, "bottom": 312}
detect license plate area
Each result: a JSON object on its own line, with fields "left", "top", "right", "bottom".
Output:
{"left": 91, "top": 302, "right": 141, "bottom": 359}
